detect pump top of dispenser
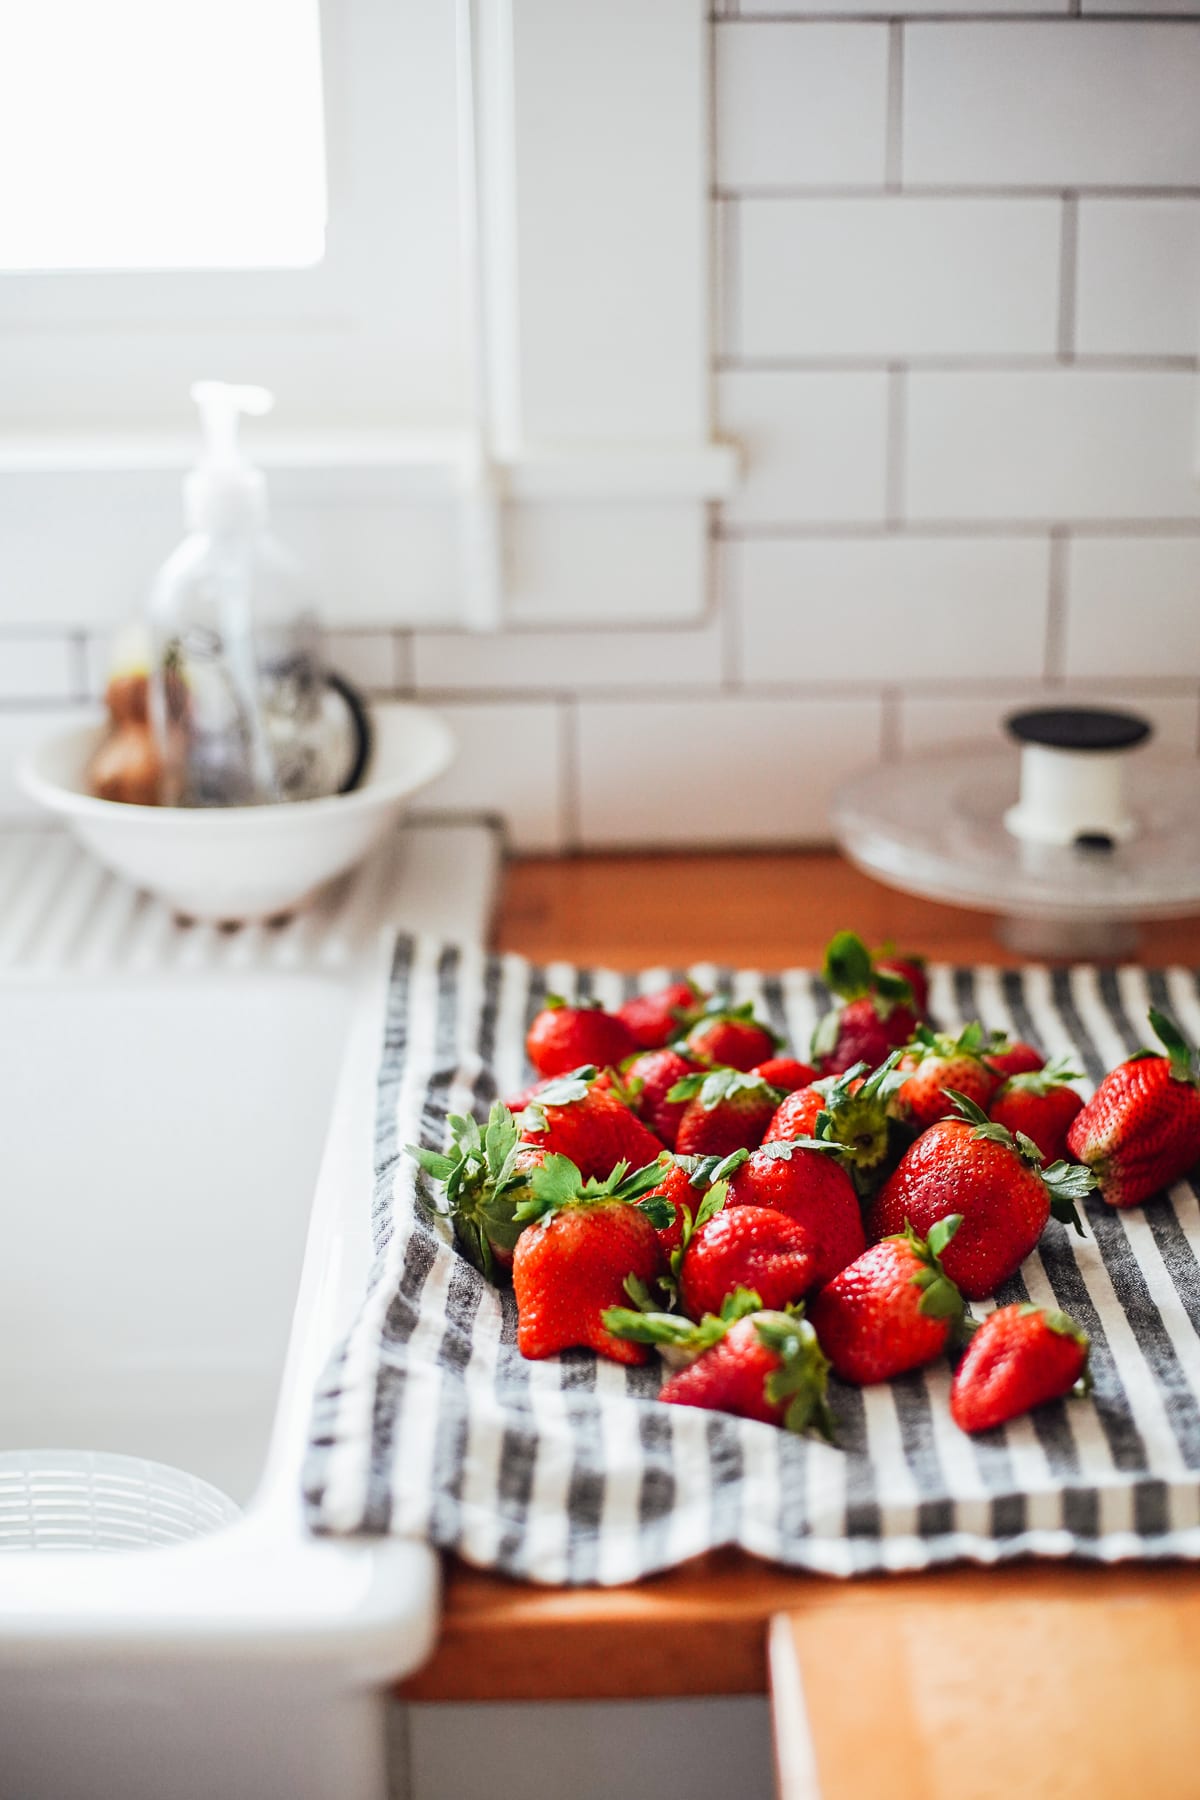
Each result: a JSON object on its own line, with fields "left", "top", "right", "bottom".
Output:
{"left": 183, "top": 380, "right": 273, "bottom": 537}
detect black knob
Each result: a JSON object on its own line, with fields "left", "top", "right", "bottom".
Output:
{"left": 1005, "top": 706, "right": 1152, "bottom": 754}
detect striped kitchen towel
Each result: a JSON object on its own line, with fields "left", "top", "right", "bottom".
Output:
{"left": 303, "top": 934, "right": 1200, "bottom": 1585}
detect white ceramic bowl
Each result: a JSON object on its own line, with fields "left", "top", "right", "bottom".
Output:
{"left": 19, "top": 701, "right": 455, "bottom": 922}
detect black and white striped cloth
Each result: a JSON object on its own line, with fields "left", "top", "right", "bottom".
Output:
{"left": 303, "top": 935, "right": 1200, "bottom": 1584}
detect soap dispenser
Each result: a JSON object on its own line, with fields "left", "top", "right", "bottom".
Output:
{"left": 147, "top": 382, "right": 362, "bottom": 807}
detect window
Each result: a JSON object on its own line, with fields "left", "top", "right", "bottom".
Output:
{"left": 0, "top": 0, "right": 466, "bottom": 432}
{"left": 0, "top": 0, "right": 731, "bottom": 630}
{"left": 0, "top": 0, "right": 327, "bottom": 272}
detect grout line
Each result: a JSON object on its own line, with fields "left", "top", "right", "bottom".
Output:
{"left": 560, "top": 698, "right": 581, "bottom": 851}
{"left": 716, "top": 353, "right": 1200, "bottom": 372}
{"left": 708, "top": 17, "right": 724, "bottom": 394}
{"left": 885, "top": 365, "right": 906, "bottom": 527}
{"left": 393, "top": 630, "right": 414, "bottom": 694}
{"left": 719, "top": 518, "right": 1200, "bottom": 540}
{"left": 1044, "top": 528, "right": 1068, "bottom": 682}
{"left": 722, "top": 199, "right": 741, "bottom": 359}
{"left": 885, "top": 24, "right": 904, "bottom": 192}
{"left": 718, "top": 183, "right": 1200, "bottom": 200}
{"left": 728, "top": 9, "right": 1200, "bottom": 20}
{"left": 880, "top": 687, "right": 902, "bottom": 759}
{"left": 1057, "top": 193, "right": 1079, "bottom": 362}
{"left": 69, "top": 631, "right": 91, "bottom": 703}
{"left": 719, "top": 535, "right": 743, "bottom": 690}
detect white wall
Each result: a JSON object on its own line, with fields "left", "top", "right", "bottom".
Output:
{"left": 4, "top": 7, "right": 1199, "bottom": 849}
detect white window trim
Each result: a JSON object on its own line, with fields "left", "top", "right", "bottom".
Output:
{"left": 0, "top": 0, "right": 737, "bottom": 632}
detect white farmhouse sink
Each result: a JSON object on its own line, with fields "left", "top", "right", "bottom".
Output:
{"left": 0, "top": 975, "right": 348, "bottom": 1501}
{"left": 0, "top": 822, "right": 499, "bottom": 1800}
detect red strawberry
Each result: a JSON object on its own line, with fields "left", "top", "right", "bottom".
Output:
{"left": 893, "top": 1022, "right": 1000, "bottom": 1130}
{"left": 670, "top": 1068, "right": 782, "bottom": 1157}
{"left": 617, "top": 980, "right": 706, "bottom": 1050}
{"left": 408, "top": 1101, "right": 543, "bottom": 1280}
{"left": 624, "top": 1047, "right": 702, "bottom": 1148}
{"left": 519, "top": 1070, "right": 665, "bottom": 1181}
{"left": 951, "top": 1303, "right": 1090, "bottom": 1434}
{"left": 867, "top": 1092, "right": 1095, "bottom": 1300}
{"left": 984, "top": 1037, "right": 1046, "bottom": 1080}
{"left": 765, "top": 1055, "right": 905, "bottom": 1194}
{"left": 677, "top": 1200, "right": 822, "bottom": 1321}
{"left": 989, "top": 1057, "right": 1084, "bottom": 1165}
{"left": 511, "top": 1154, "right": 673, "bottom": 1363}
{"left": 808, "top": 1216, "right": 967, "bottom": 1384}
{"left": 751, "top": 1057, "right": 817, "bottom": 1094}
{"left": 639, "top": 1151, "right": 728, "bottom": 1260}
{"left": 1066, "top": 1009, "right": 1200, "bottom": 1209}
{"left": 683, "top": 1001, "right": 781, "bottom": 1073}
{"left": 874, "top": 949, "right": 929, "bottom": 1018}
{"left": 604, "top": 1291, "right": 836, "bottom": 1438}
{"left": 724, "top": 1139, "right": 865, "bottom": 1287}
{"left": 765, "top": 1083, "right": 827, "bottom": 1143}
{"left": 812, "top": 932, "right": 918, "bottom": 1075}
{"left": 525, "top": 995, "right": 637, "bottom": 1079}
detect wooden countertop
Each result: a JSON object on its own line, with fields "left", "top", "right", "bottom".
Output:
{"left": 399, "top": 848, "right": 1200, "bottom": 1705}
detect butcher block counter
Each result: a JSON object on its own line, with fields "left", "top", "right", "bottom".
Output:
{"left": 400, "top": 850, "right": 1200, "bottom": 1797}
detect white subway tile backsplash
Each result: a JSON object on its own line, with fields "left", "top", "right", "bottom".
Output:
{"left": 716, "top": 372, "right": 888, "bottom": 526}
{"left": 506, "top": 503, "right": 706, "bottom": 626}
{"left": 736, "top": 537, "right": 1050, "bottom": 684}
{"left": 904, "top": 23, "right": 1200, "bottom": 189}
{"left": 899, "top": 686, "right": 1200, "bottom": 755}
{"left": 0, "top": 637, "right": 75, "bottom": 702}
{"left": 1075, "top": 200, "right": 1200, "bottom": 357}
{"left": 736, "top": 198, "right": 1060, "bottom": 359}
{"left": 412, "top": 615, "right": 724, "bottom": 693}
{"left": 906, "top": 371, "right": 1200, "bottom": 522}
{"left": 715, "top": 24, "right": 889, "bottom": 190}
{"left": 323, "top": 633, "right": 401, "bottom": 695}
{"left": 576, "top": 694, "right": 883, "bottom": 848}
{"left": 410, "top": 701, "right": 567, "bottom": 852}
{"left": 1063, "top": 537, "right": 1200, "bottom": 678}
{"left": 7, "top": 15, "right": 1200, "bottom": 867}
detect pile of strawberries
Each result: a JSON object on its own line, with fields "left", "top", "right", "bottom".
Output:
{"left": 411, "top": 932, "right": 1200, "bottom": 1441}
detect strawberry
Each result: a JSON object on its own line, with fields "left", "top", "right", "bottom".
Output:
{"left": 989, "top": 1057, "right": 1084, "bottom": 1165}
{"left": 511, "top": 1154, "right": 673, "bottom": 1363}
{"left": 751, "top": 1056, "right": 817, "bottom": 1094}
{"left": 525, "top": 995, "right": 637, "bottom": 1079}
{"left": 408, "top": 1101, "right": 541, "bottom": 1280}
{"left": 765, "top": 1055, "right": 906, "bottom": 1195}
{"left": 1066, "top": 1008, "right": 1200, "bottom": 1209}
{"left": 519, "top": 1069, "right": 666, "bottom": 1181}
{"left": 617, "top": 979, "right": 706, "bottom": 1050}
{"left": 624, "top": 1047, "right": 702, "bottom": 1148}
{"left": 603, "top": 1290, "right": 836, "bottom": 1438}
{"left": 669, "top": 1068, "right": 782, "bottom": 1157}
{"left": 867, "top": 1092, "right": 1095, "bottom": 1301}
{"left": 893, "top": 1022, "right": 999, "bottom": 1130}
{"left": 765, "top": 1083, "right": 827, "bottom": 1143}
{"left": 675, "top": 1195, "right": 822, "bottom": 1321}
{"left": 812, "top": 931, "right": 918, "bottom": 1076}
{"left": 638, "top": 1150, "right": 731, "bottom": 1259}
{"left": 724, "top": 1139, "right": 865, "bottom": 1287}
{"left": 808, "top": 1217, "right": 968, "bottom": 1385}
{"left": 682, "top": 1000, "right": 781, "bottom": 1073}
{"left": 874, "top": 948, "right": 929, "bottom": 1018}
{"left": 984, "top": 1037, "right": 1046, "bottom": 1080}
{"left": 951, "top": 1302, "right": 1090, "bottom": 1434}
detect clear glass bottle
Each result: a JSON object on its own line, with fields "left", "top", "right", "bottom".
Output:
{"left": 147, "top": 382, "right": 330, "bottom": 807}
